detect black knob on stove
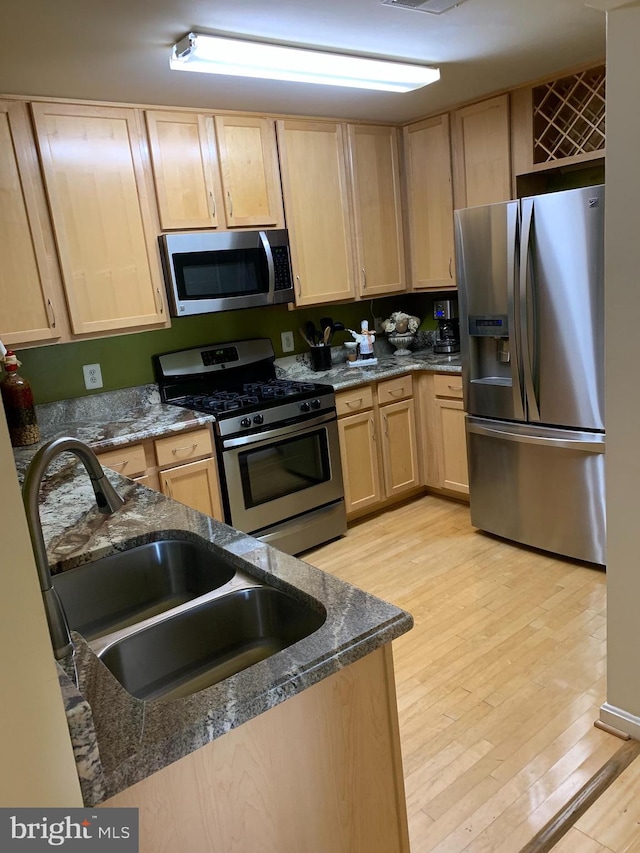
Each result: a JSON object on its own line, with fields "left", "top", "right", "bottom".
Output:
{"left": 253, "top": 414, "right": 264, "bottom": 425}
{"left": 311, "top": 398, "right": 321, "bottom": 410}
{"left": 240, "top": 417, "right": 251, "bottom": 428}
{"left": 300, "top": 401, "right": 311, "bottom": 412}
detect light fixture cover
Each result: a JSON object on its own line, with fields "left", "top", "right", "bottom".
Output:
{"left": 170, "top": 33, "right": 440, "bottom": 93}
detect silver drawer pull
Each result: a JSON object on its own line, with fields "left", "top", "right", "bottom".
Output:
{"left": 448, "top": 384, "right": 462, "bottom": 391}
{"left": 387, "top": 387, "right": 404, "bottom": 397}
{"left": 346, "top": 398, "right": 363, "bottom": 408}
{"left": 172, "top": 443, "right": 198, "bottom": 455}
{"left": 109, "top": 460, "right": 129, "bottom": 469}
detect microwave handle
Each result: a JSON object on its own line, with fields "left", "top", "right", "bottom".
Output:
{"left": 259, "top": 231, "right": 275, "bottom": 301}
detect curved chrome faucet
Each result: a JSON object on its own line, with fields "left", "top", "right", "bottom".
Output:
{"left": 22, "top": 437, "right": 125, "bottom": 659}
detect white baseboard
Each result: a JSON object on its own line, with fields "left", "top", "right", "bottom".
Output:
{"left": 599, "top": 702, "right": 640, "bottom": 740}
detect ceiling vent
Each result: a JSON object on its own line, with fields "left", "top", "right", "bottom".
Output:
{"left": 381, "top": 0, "right": 468, "bottom": 13}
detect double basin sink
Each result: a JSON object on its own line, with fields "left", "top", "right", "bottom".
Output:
{"left": 53, "top": 537, "right": 326, "bottom": 702}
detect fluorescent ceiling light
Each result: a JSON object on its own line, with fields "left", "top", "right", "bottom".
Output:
{"left": 170, "top": 33, "right": 440, "bottom": 93}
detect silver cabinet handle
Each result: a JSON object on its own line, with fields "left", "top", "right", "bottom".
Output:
{"left": 448, "top": 384, "right": 462, "bottom": 391}
{"left": 361, "top": 268, "right": 367, "bottom": 289}
{"left": 383, "top": 413, "right": 388, "bottom": 437}
{"left": 370, "top": 415, "right": 376, "bottom": 440}
{"left": 227, "top": 190, "right": 233, "bottom": 218}
{"left": 296, "top": 274, "right": 301, "bottom": 298}
{"left": 171, "top": 443, "right": 198, "bottom": 455}
{"left": 209, "top": 190, "right": 216, "bottom": 218}
{"left": 449, "top": 257, "right": 452, "bottom": 279}
{"left": 346, "top": 398, "right": 363, "bottom": 408}
{"left": 155, "top": 287, "right": 164, "bottom": 315}
{"left": 109, "top": 460, "right": 129, "bottom": 470}
{"left": 46, "top": 298, "right": 56, "bottom": 329}
{"left": 387, "top": 387, "right": 405, "bottom": 397}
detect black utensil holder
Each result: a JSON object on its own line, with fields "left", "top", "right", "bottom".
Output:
{"left": 309, "top": 345, "right": 332, "bottom": 372}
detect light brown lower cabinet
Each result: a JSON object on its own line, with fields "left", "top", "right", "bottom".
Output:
{"left": 159, "top": 458, "right": 223, "bottom": 520}
{"left": 97, "top": 425, "right": 224, "bottom": 521}
{"left": 336, "top": 375, "right": 420, "bottom": 518}
{"left": 100, "top": 644, "right": 410, "bottom": 853}
{"left": 416, "top": 372, "right": 469, "bottom": 497}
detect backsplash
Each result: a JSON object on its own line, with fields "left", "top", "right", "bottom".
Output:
{"left": 12, "top": 293, "right": 451, "bottom": 404}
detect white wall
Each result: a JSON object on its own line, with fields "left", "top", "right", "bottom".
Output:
{"left": 596, "top": 0, "right": 640, "bottom": 735}
{"left": 0, "top": 408, "right": 81, "bottom": 804}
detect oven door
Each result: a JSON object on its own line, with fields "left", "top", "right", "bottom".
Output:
{"left": 220, "top": 412, "right": 344, "bottom": 536}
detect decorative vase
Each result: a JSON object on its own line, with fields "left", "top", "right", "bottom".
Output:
{"left": 387, "top": 332, "right": 415, "bottom": 356}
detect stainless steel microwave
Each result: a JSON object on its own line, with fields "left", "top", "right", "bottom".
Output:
{"left": 159, "top": 229, "right": 295, "bottom": 317}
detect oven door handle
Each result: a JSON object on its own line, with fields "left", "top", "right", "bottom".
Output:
{"left": 222, "top": 411, "right": 336, "bottom": 449}
{"left": 259, "top": 230, "right": 276, "bottom": 304}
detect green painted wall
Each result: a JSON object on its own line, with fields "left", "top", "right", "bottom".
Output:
{"left": 13, "top": 293, "right": 448, "bottom": 404}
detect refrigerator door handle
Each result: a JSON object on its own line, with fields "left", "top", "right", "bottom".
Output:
{"left": 507, "top": 203, "right": 525, "bottom": 420}
{"left": 519, "top": 197, "right": 541, "bottom": 422}
{"left": 467, "top": 421, "right": 604, "bottom": 454}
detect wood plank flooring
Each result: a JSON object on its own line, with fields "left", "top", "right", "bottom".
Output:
{"left": 304, "top": 494, "right": 620, "bottom": 852}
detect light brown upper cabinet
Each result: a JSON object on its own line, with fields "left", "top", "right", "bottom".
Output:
{"left": 146, "top": 111, "right": 284, "bottom": 231}
{"left": 0, "top": 100, "right": 64, "bottom": 347}
{"left": 347, "top": 124, "right": 406, "bottom": 297}
{"left": 146, "top": 111, "right": 222, "bottom": 230}
{"left": 452, "top": 94, "right": 512, "bottom": 209}
{"left": 403, "top": 114, "right": 456, "bottom": 291}
{"left": 277, "top": 119, "right": 356, "bottom": 306}
{"left": 31, "top": 103, "right": 168, "bottom": 337}
{"left": 214, "top": 115, "right": 284, "bottom": 228}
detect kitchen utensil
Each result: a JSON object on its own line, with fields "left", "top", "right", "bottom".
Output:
{"left": 299, "top": 327, "right": 314, "bottom": 347}
{"left": 320, "top": 317, "right": 333, "bottom": 333}
{"left": 328, "top": 321, "right": 345, "bottom": 345}
{"left": 323, "top": 325, "right": 331, "bottom": 345}
{"left": 305, "top": 320, "right": 318, "bottom": 345}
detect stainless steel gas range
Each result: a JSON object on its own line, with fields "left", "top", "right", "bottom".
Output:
{"left": 153, "top": 338, "right": 346, "bottom": 555}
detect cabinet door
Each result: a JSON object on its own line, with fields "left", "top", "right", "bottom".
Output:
{"left": 214, "top": 116, "right": 284, "bottom": 228}
{"left": 0, "top": 100, "right": 62, "bottom": 346}
{"left": 348, "top": 124, "right": 405, "bottom": 297}
{"left": 337, "top": 411, "right": 383, "bottom": 515}
{"left": 452, "top": 94, "right": 511, "bottom": 209}
{"left": 403, "top": 115, "right": 456, "bottom": 290}
{"left": 146, "top": 111, "right": 221, "bottom": 230}
{"left": 160, "top": 458, "right": 224, "bottom": 521}
{"left": 277, "top": 119, "right": 356, "bottom": 306}
{"left": 434, "top": 398, "right": 469, "bottom": 494}
{"left": 31, "top": 103, "right": 167, "bottom": 336}
{"left": 379, "top": 399, "right": 420, "bottom": 498}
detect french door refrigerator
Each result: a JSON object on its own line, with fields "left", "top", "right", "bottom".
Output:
{"left": 454, "top": 185, "right": 605, "bottom": 565}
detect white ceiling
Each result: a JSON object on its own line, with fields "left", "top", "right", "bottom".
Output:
{"left": 1, "top": 0, "right": 605, "bottom": 123}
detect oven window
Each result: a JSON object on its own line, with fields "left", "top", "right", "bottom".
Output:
{"left": 174, "top": 249, "right": 268, "bottom": 299}
{"left": 238, "top": 429, "right": 331, "bottom": 509}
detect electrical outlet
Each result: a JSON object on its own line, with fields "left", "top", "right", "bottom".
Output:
{"left": 281, "top": 330, "right": 295, "bottom": 353}
{"left": 83, "top": 363, "right": 103, "bottom": 390}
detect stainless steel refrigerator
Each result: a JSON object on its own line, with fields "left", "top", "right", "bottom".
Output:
{"left": 454, "top": 185, "right": 605, "bottom": 565}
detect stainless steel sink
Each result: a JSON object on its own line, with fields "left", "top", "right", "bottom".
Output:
{"left": 53, "top": 538, "right": 236, "bottom": 641}
{"left": 94, "top": 587, "right": 327, "bottom": 702}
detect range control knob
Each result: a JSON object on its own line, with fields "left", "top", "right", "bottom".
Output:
{"left": 310, "top": 398, "right": 321, "bottom": 410}
{"left": 253, "top": 414, "right": 264, "bottom": 425}
{"left": 300, "top": 401, "right": 311, "bottom": 412}
{"left": 240, "top": 417, "right": 251, "bottom": 428}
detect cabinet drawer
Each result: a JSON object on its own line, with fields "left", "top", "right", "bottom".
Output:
{"left": 377, "top": 374, "right": 413, "bottom": 404}
{"left": 155, "top": 428, "right": 213, "bottom": 468}
{"left": 434, "top": 374, "right": 464, "bottom": 399}
{"left": 97, "top": 444, "right": 147, "bottom": 478}
{"left": 336, "top": 385, "right": 374, "bottom": 417}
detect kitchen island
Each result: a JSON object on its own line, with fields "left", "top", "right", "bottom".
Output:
{"left": 13, "top": 382, "right": 414, "bottom": 851}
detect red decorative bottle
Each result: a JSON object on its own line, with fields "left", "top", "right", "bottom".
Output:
{"left": 0, "top": 351, "right": 40, "bottom": 446}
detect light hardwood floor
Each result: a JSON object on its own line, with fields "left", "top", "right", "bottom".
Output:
{"left": 305, "top": 494, "right": 621, "bottom": 852}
